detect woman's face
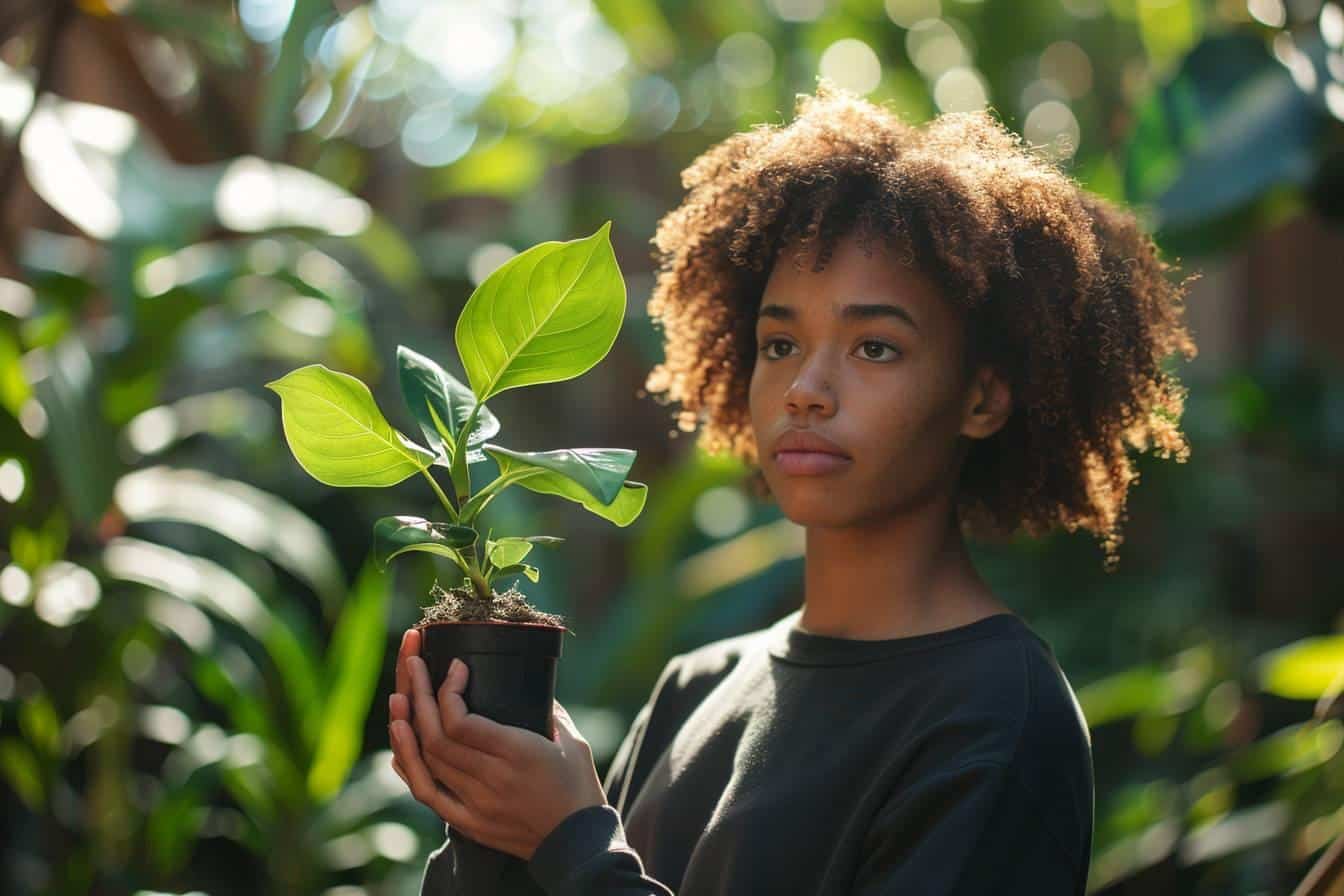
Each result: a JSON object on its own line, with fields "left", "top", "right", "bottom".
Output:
{"left": 747, "top": 230, "right": 1007, "bottom": 530}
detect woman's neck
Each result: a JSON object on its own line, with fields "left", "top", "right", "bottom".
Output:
{"left": 795, "top": 501, "right": 1010, "bottom": 640}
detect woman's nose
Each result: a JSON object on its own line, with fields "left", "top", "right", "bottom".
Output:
{"left": 784, "top": 364, "right": 835, "bottom": 414}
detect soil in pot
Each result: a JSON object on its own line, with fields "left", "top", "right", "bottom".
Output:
{"left": 417, "top": 581, "right": 566, "bottom": 627}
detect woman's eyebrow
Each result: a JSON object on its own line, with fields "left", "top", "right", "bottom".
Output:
{"left": 757, "top": 302, "right": 919, "bottom": 332}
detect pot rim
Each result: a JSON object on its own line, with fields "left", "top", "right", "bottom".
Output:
{"left": 416, "top": 619, "right": 568, "bottom": 630}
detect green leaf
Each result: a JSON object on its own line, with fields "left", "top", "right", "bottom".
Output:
{"left": 395, "top": 344, "right": 500, "bottom": 467}
{"left": 1258, "top": 635, "right": 1344, "bottom": 701}
{"left": 372, "top": 515, "right": 477, "bottom": 570}
{"left": 308, "top": 558, "right": 389, "bottom": 801}
{"left": 455, "top": 221, "right": 625, "bottom": 403}
{"left": 265, "top": 364, "right": 435, "bottom": 487}
{"left": 114, "top": 465, "right": 347, "bottom": 619}
{"left": 486, "top": 537, "right": 535, "bottom": 569}
{"left": 482, "top": 444, "right": 647, "bottom": 527}
{"left": 1123, "top": 32, "right": 1325, "bottom": 231}
{"left": 492, "top": 563, "right": 540, "bottom": 584}
{"left": 0, "top": 737, "right": 45, "bottom": 810}
{"left": 18, "top": 693, "right": 61, "bottom": 760}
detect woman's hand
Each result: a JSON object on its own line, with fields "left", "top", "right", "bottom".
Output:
{"left": 388, "top": 628, "right": 608, "bottom": 862}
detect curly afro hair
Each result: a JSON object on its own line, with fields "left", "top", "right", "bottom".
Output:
{"left": 640, "top": 80, "right": 1199, "bottom": 571}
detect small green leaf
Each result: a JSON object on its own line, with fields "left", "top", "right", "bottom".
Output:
{"left": 395, "top": 345, "right": 500, "bottom": 468}
{"left": 266, "top": 365, "right": 435, "bottom": 487}
{"left": 492, "top": 563, "right": 540, "bottom": 584}
{"left": 455, "top": 221, "right": 625, "bottom": 403}
{"left": 487, "top": 537, "right": 534, "bottom": 569}
{"left": 372, "top": 515, "right": 477, "bottom": 570}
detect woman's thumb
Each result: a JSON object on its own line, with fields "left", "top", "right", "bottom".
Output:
{"left": 550, "top": 699, "right": 582, "bottom": 744}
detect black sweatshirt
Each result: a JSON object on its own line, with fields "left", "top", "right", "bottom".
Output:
{"left": 421, "top": 608, "right": 1094, "bottom": 895}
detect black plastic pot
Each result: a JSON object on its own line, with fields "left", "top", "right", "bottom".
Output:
{"left": 419, "top": 619, "right": 565, "bottom": 737}
{"left": 417, "top": 619, "right": 566, "bottom": 893}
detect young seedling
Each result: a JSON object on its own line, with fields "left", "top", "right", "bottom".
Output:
{"left": 264, "top": 222, "right": 647, "bottom": 629}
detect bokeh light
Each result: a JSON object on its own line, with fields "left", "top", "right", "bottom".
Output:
{"left": 819, "top": 38, "right": 883, "bottom": 95}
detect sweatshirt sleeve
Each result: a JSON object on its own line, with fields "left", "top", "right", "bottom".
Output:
{"left": 523, "top": 688, "right": 677, "bottom": 895}
{"left": 525, "top": 803, "right": 675, "bottom": 895}
{"left": 852, "top": 760, "right": 1083, "bottom": 896}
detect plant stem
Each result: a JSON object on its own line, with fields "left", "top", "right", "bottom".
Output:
{"left": 420, "top": 468, "right": 459, "bottom": 522}
{"left": 451, "top": 402, "right": 484, "bottom": 506}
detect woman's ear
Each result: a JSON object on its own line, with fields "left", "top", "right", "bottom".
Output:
{"left": 960, "top": 365, "right": 1013, "bottom": 441}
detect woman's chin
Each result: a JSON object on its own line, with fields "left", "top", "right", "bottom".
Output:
{"left": 773, "top": 493, "right": 853, "bottom": 528}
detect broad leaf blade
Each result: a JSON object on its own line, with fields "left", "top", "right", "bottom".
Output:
{"left": 455, "top": 221, "right": 625, "bottom": 402}
{"left": 308, "top": 558, "right": 389, "bottom": 801}
{"left": 395, "top": 344, "right": 500, "bottom": 467}
{"left": 372, "top": 515, "right": 477, "bottom": 569}
{"left": 266, "top": 364, "right": 435, "bottom": 487}
{"left": 484, "top": 444, "right": 647, "bottom": 527}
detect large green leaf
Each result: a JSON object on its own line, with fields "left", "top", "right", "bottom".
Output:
{"left": 114, "top": 465, "right": 346, "bottom": 617}
{"left": 371, "top": 515, "right": 477, "bottom": 571}
{"left": 265, "top": 364, "right": 435, "bottom": 487}
{"left": 28, "top": 334, "right": 117, "bottom": 525}
{"left": 308, "top": 559, "right": 389, "bottom": 802}
{"left": 395, "top": 344, "right": 499, "bottom": 467}
{"left": 454, "top": 220, "right": 625, "bottom": 403}
{"left": 480, "top": 444, "right": 647, "bottom": 527}
{"left": 1123, "top": 32, "right": 1326, "bottom": 231}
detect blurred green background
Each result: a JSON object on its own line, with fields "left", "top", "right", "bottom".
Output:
{"left": 1, "top": 0, "right": 1343, "bottom": 893}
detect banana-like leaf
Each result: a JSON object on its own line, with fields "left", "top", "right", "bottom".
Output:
{"left": 105, "top": 537, "right": 322, "bottom": 752}
{"left": 372, "top": 515, "right": 477, "bottom": 570}
{"left": 395, "top": 344, "right": 500, "bottom": 468}
{"left": 308, "top": 558, "right": 389, "bottom": 802}
{"left": 114, "top": 465, "right": 346, "bottom": 617}
{"left": 265, "top": 364, "right": 435, "bottom": 487}
{"left": 455, "top": 221, "right": 625, "bottom": 403}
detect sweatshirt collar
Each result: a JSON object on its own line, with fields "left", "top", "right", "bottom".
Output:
{"left": 766, "top": 607, "right": 1034, "bottom": 666}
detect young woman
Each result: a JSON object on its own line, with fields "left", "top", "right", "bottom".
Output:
{"left": 388, "top": 81, "right": 1198, "bottom": 895}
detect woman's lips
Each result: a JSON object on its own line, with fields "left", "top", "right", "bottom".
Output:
{"left": 773, "top": 451, "right": 852, "bottom": 475}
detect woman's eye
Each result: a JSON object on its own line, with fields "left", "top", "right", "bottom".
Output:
{"left": 757, "top": 339, "right": 901, "bottom": 361}
{"left": 859, "top": 341, "right": 901, "bottom": 361}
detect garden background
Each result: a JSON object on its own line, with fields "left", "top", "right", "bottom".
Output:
{"left": 1, "top": 0, "right": 1343, "bottom": 893}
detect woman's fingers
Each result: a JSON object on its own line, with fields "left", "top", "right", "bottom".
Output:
{"left": 395, "top": 628, "right": 420, "bottom": 697}
{"left": 390, "top": 720, "right": 468, "bottom": 827}
{"left": 389, "top": 691, "right": 411, "bottom": 724}
{"left": 405, "top": 655, "right": 507, "bottom": 795}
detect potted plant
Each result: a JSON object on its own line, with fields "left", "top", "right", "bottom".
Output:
{"left": 264, "top": 221, "right": 646, "bottom": 745}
